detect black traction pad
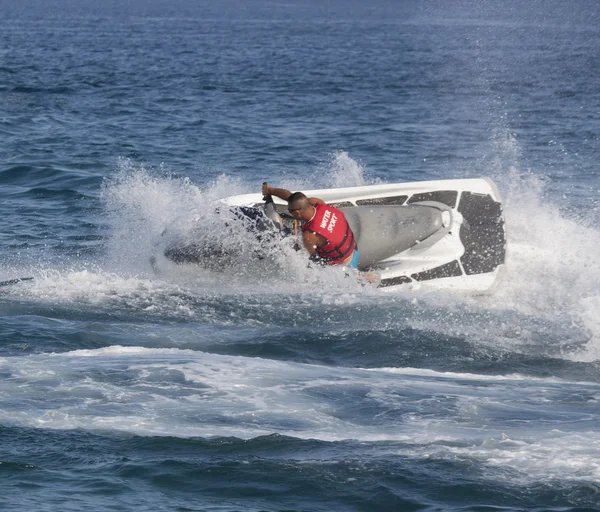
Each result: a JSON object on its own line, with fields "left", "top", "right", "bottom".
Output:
{"left": 458, "top": 192, "right": 506, "bottom": 275}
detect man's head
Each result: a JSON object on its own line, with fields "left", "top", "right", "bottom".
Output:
{"left": 287, "top": 192, "right": 313, "bottom": 220}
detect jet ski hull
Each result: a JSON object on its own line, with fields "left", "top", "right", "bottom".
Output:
{"left": 221, "top": 178, "right": 506, "bottom": 292}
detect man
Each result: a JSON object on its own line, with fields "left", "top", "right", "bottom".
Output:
{"left": 262, "top": 184, "right": 359, "bottom": 268}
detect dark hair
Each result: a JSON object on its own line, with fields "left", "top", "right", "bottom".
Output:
{"left": 287, "top": 191, "right": 307, "bottom": 203}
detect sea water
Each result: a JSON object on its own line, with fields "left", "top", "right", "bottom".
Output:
{"left": 1, "top": 1, "right": 599, "bottom": 510}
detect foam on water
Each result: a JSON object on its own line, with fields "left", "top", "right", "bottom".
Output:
{"left": 323, "top": 150, "right": 374, "bottom": 188}
{"left": 483, "top": 168, "right": 600, "bottom": 361}
{"left": 0, "top": 346, "right": 598, "bottom": 486}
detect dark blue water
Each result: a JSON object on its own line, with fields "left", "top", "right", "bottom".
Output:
{"left": 1, "top": 1, "right": 599, "bottom": 510}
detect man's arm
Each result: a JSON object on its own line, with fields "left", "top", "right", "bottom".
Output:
{"left": 302, "top": 230, "right": 326, "bottom": 256}
{"left": 262, "top": 184, "right": 326, "bottom": 205}
{"left": 262, "top": 184, "right": 292, "bottom": 201}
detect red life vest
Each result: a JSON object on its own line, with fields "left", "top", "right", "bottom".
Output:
{"left": 302, "top": 203, "right": 356, "bottom": 265}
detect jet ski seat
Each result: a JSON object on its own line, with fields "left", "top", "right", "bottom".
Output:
{"left": 341, "top": 205, "right": 444, "bottom": 269}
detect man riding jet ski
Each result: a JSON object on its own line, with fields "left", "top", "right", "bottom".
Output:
{"left": 158, "top": 178, "right": 506, "bottom": 292}
{"left": 261, "top": 184, "right": 359, "bottom": 269}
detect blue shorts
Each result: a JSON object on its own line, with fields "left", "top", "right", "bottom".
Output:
{"left": 346, "top": 249, "right": 359, "bottom": 269}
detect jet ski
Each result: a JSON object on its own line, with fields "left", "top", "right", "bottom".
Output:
{"left": 156, "top": 178, "right": 506, "bottom": 292}
{"left": 152, "top": 204, "right": 286, "bottom": 272}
